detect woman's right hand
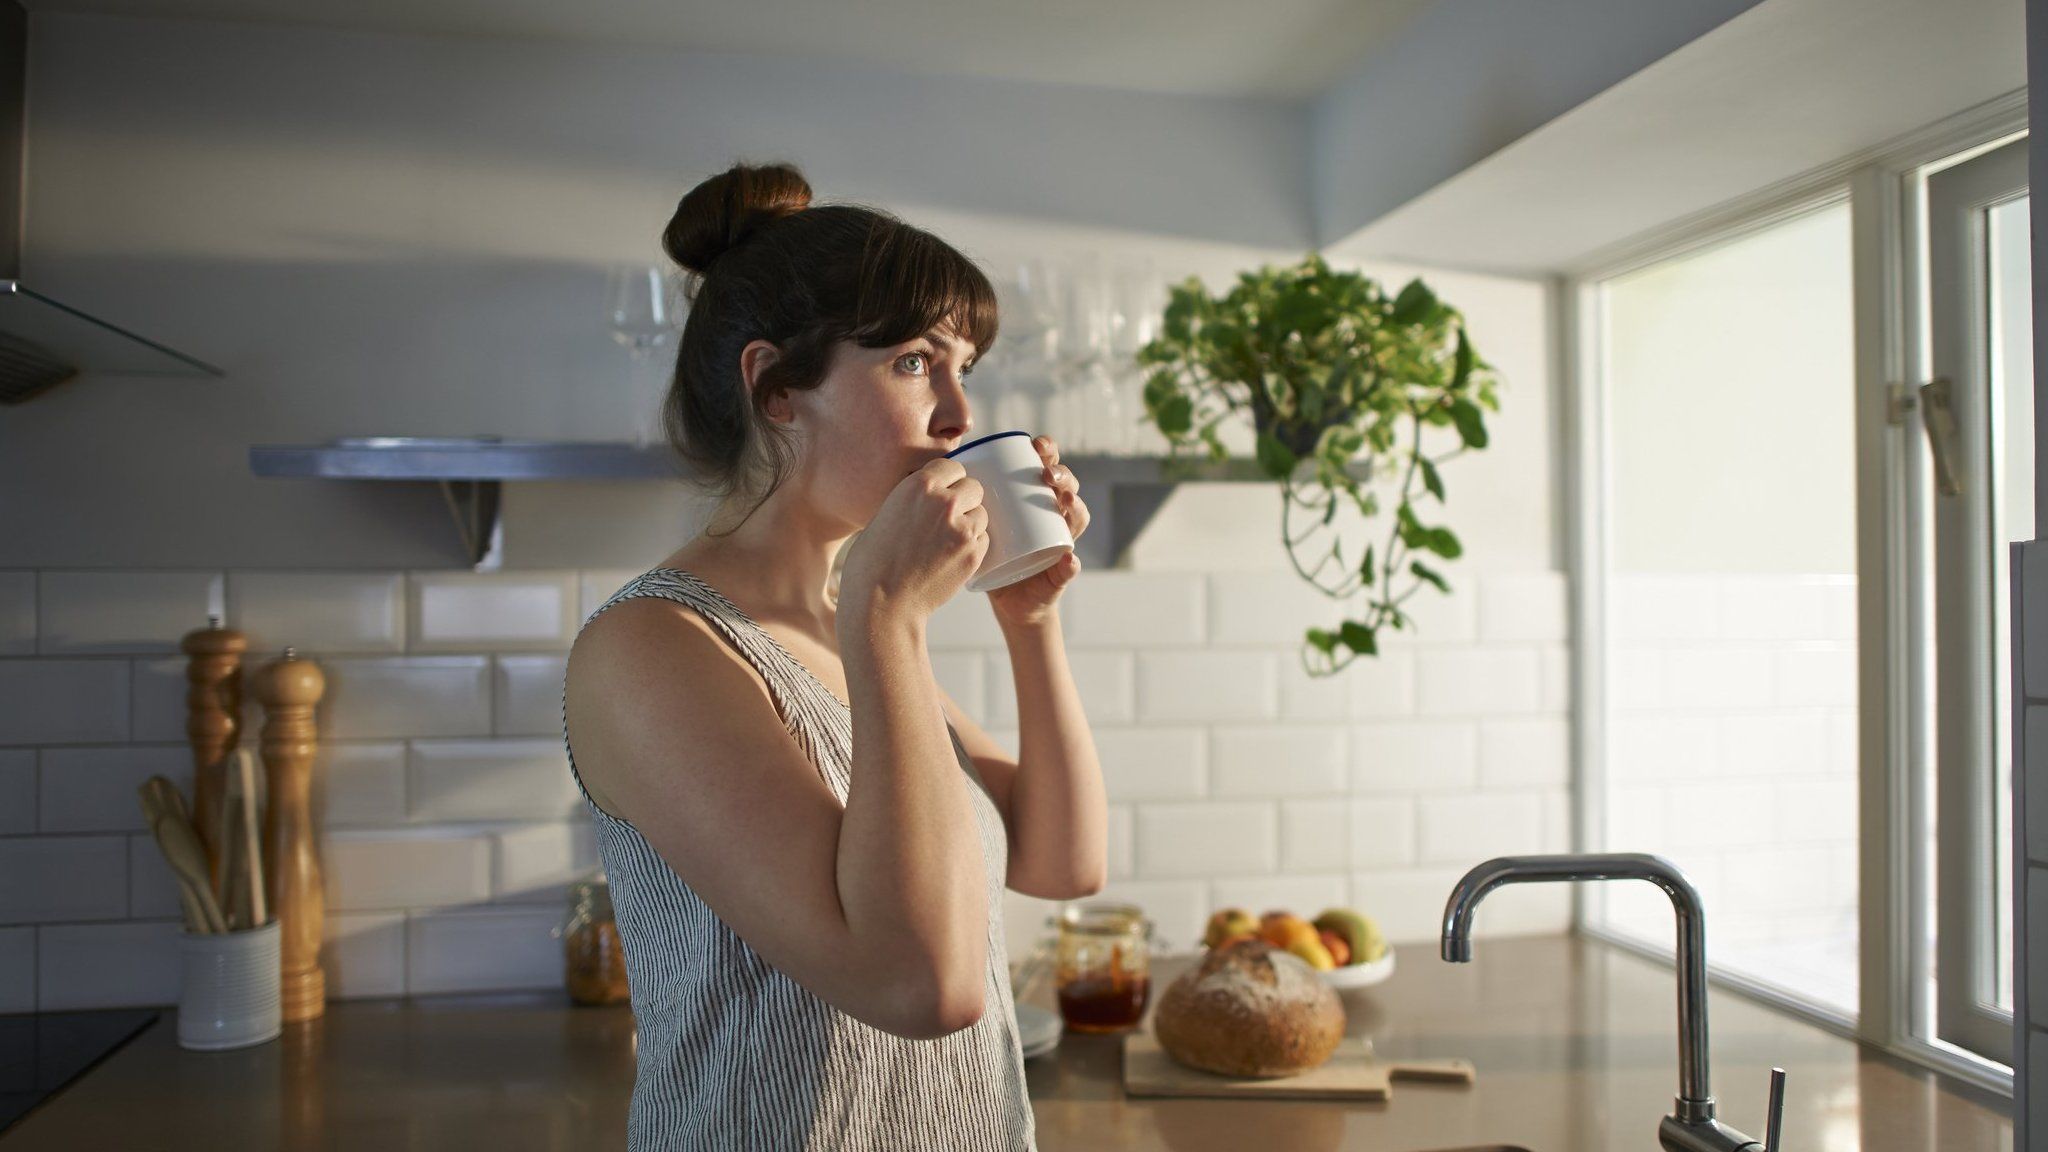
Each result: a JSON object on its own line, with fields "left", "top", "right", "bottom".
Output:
{"left": 839, "top": 458, "right": 989, "bottom": 624}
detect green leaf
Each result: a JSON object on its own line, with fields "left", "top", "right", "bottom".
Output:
{"left": 1392, "top": 279, "right": 1437, "bottom": 325}
{"left": 1305, "top": 627, "right": 1339, "bottom": 656}
{"left": 1254, "top": 430, "right": 1298, "bottom": 479}
{"left": 1425, "top": 527, "right": 1463, "bottom": 560}
{"left": 1156, "top": 394, "right": 1195, "bottom": 436}
{"left": 1419, "top": 457, "right": 1445, "bottom": 502}
{"left": 1339, "top": 621, "right": 1378, "bottom": 655}
{"left": 1410, "top": 560, "right": 1450, "bottom": 594}
{"left": 1359, "top": 544, "right": 1376, "bottom": 585}
{"left": 1452, "top": 328, "right": 1473, "bottom": 390}
{"left": 1449, "top": 399, "right": 1489, "bottom": 449}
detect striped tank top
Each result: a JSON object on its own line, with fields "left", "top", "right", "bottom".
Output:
{"left": 560, "top": 567, "right": 1037, "bottom": 1151}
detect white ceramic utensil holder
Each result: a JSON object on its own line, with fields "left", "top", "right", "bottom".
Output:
{"left": 176, "top": 919, "right": 282, "bottom": 1051}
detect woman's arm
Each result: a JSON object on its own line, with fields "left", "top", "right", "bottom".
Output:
{"left": 838, "top": 594, "right": 992, "bottom": 1031}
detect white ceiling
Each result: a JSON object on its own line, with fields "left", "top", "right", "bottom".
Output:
{"left": 1329, "top": 0, "right": 2026, "bottom": 275}
{"left": 20, "top": 0, "right": 1433, "bottom": 100}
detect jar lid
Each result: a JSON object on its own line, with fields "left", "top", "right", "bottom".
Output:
{"left": 1049, "top": 901, "right": 1153, "bottom": 937}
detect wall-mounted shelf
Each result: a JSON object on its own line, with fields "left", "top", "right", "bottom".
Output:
{"left": 249, "top": 437, "right": 1265, "bottom": 570}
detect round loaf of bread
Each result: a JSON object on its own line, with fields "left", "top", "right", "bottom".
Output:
{"left": 1151, "top": 938, "right": 1346, "bottom": 1078}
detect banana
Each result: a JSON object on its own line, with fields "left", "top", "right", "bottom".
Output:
{"left": 1312, "top": 907, "right": 1387, "bottom": 965}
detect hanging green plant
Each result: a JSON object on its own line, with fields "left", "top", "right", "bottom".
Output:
{"left": 1136, "top": 253, "right": 1501, "bottom": 675}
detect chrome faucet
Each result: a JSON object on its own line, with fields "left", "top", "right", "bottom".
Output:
{"left": 1440, "top": 853, "right": 1786, "bottom": 1152}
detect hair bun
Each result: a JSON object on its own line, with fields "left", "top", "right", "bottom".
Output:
{"left": 663, "top": 162, "right": 813, "bottom": 275}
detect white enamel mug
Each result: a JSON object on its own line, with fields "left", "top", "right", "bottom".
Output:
{"left": 946, "top": 431, "right": 1074, "bottom": 593}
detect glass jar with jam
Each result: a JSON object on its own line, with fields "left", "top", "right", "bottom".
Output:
{"left": 557, "top": 876, "right": 630, "bottom": 1007}
{"left": 1048, "top": 901, "right": 1153, "bottom": 1033}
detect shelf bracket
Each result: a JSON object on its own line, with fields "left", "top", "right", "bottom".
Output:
{"left": 435, "top": 479, "right": 505, "bottom": 570}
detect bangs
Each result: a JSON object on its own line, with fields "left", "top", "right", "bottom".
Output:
{"left": 847, "top": 222, "right": 1000, "bottom": 362}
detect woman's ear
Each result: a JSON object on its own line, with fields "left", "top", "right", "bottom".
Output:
{"left": 739, "top": 339, "right": 792, "bottom": 423}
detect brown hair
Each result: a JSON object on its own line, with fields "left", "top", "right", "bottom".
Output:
{"left": 660, "top": 161, "right": 1000, "bottom": 520}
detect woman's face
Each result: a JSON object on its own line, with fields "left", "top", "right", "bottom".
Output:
{"left": 778, "top": 323, "right": 978, "bottom": 529}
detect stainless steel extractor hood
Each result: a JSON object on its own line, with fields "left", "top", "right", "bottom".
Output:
{"left": 0, "top": 0, "right": 221, "bottom": 404}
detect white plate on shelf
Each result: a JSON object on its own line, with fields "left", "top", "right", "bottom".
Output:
{"left": 1317, "top": 950, "right": 1396, "bottom": 989}
{"left": 1017, "top": 1003, "right": 1063, "bottom": 1059}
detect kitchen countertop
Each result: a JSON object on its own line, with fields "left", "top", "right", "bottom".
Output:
{"left": 0, "top": 935, "right": 2013, "bottom": 1151}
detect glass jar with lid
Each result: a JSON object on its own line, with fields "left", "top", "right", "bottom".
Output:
{"left": 557, "top": 875, "right": 630, "bottom": 1006}
{"left": 1047, "top": 901, "right": 1154, "bottom": 1033}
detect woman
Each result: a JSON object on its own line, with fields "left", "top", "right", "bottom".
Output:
{"left": 562, "top": 160, "right": 1106, "bottom": 1151}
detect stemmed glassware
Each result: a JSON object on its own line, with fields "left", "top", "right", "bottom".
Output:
{"left": 606, "top": 264, "right": 687, "bottom": 446}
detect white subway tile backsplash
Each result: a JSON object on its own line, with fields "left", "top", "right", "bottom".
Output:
{"left": 1349, "top": 867, "right": 1470, "bottom": 944}
{"left": 38, "top": 571, "right": 222, "bottom": 655}
{"left": 1210, "top": 875, "right": 1348, "bottom": 920}
{"left": 0, "top": 571, "right": 33, "bottom": 655}
{"left": 407, "top": 905, "right": 563, "bottom": 994}
{"left": 930, "top": 650, "right": 987, "bottom": 724}
{"left": 1135, "top": 651, "right": 1277, "bottom": 721}
{"left": 407, "top": 571, "right": 578, "bottom": 651}
{"left": 320, "top": 656, "right": 491, "bottom": 739}
{"left": 324, "top": 831, "right": 493, "bottom": 911}
{"left": 1772, "top": 779, "right": 1857, "bottom": 845}
{"left": 1350, "top": 721, "right": 1478, "bottom": 793}
{"left": 0, "top": 659, "right": 129, "bottom": 745}
{"left": 1609, "top": 647, "right": 1665, "bottom": 712}
{"left": 1210, "top": 726, "right": 1346, "bottom": 797}
{"left": 1718, "top": 712, "right": 1831, "bottom": 779}
{"left": 1345, "top": 650, "right": 1417, "bottom": 718}
{"left": 1417, "top": 792, "right": 1545, "bottom": 864}
{"left": 1348, "top": 797, "right": 1417, "bottom": 869}
{"left": 1091, "top": 878, "right": 1209, "bottom": 954}
{"left": 492, "top": 822, "right": 599, "bottom": 904}
{"left": 1662, "top": 782, "right": 1777, "bottom": 849}
{"left": 316, "top": 742, "right": 408, "bottom": 827}
{"left": 409, "top": 739, "right": 580, "bottom": 822}
{"left": 578, "top": 569, "right": 647, "bottom": 624}
{"left": 1384, "top": 584, "right": 1477, "bottom": 646}
{"left": 328, "top": 912, "right": 407, "bottom": 999}
{"left": 228, "top": 571, "right": 405, "bottom": 654}
{"left": 1608, "top": 715, "right": 1717, "bottom": 783}
{"left": 996, "top": 649, "right": 1137, "bottom": 727}
{"left": 1136, "top": 802, "right": 1276, "bottom": 877}
{"left": 1606, "top": 787, "right": 1669, "bottom": 851}
{"left": 927, "top": 591, "right": 1005, "bottom": 650}
{"left": 1280, "top": 799, "right": 1351, "bottom": 872}
{"left": 1277, "top": 658, "right": 1350, "bottom": 720}
{"left": 1093, "top": 728, "right": 1205, "bottom": 801}
{"left": 1107, "top": 806, "right": 1133, "bottom": 880}
{"left": 1772, "top": 645, "right": 1857, "bottom": 708}
{"left": 1415, "top": 649, "right": 1542, "bottom": 716}
{"left": 1663, "top": 648, "right": 1777, "bottom": 710}
{"left": 1478, "top": 718, "right": 1570, "bottom": 789}
{"left": 493, "top": 654, "right": 570, "bottom": 737}
{"left": 128, "top": 657, "right": 194, "bottom": 743}
{"left": 0, "top": 836, "right": 129, "bottom": 924}
{"left": 128, "top": 833, "right": 185, "bottom": 920}
{"left": 1062, "top": 574, "right": 1205, "bottom": 648}
{"left": 0, "top": 749, "right": 33, "bottom": 834}
{"left": 0, "top": 926, "right": 31, "bottom": 1013}
{"left": 38, "top": 745, "right": 191, "bottom": 833}
{"left": 1206, "top": 573, "right": 1354, "bottom": 647}
{"left": 1611, "top": 576, "right": 1721, "bottom": 643}
{"left": 1478, "top": 574, "right": 1568, "bottom": 642}
{"left": 1002, "top": 890, "right": 1061, "bottom": 958}
{"left": 1539, "top": 646, "right": 1571, "bottom": 713}
{"left": 37, "top": 920, "right": 182, "bottom": 1009}
{"left": 1716, "top": 576, "right": 1856, "bottom": 643}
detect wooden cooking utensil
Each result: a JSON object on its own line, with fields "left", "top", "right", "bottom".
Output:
{"left": 237, "top": 747, "right": 267, "bottom": 928}
{"left": 137, "top": 777, "right": 227, "bottom": 934}
{"left": 216, "top": 754, "right": 246, "bottom": 930}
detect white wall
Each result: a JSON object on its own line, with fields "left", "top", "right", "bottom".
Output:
{"left": 0, "top": 14, "right": 1567, "bottom": 1007}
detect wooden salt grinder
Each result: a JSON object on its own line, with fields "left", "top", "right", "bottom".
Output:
{"left": 181, "top": 615, "right": 248, "bottom": 888}
{"left": 255, "top": 646, "right": 327, "bottom": 1022}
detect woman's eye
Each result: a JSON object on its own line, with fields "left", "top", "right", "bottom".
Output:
{"left": 900, "top": 351, "right": 929, "bottom": 375}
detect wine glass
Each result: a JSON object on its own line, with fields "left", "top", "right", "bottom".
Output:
{"left": 606, "top": 264, "right": 686, "bottom": 445}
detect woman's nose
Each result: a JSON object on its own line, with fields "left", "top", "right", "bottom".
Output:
{"left": 932, "top": 377, "right": 973, "bottom": 441}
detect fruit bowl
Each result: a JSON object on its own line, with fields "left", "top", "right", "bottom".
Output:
{"left": 1318, "top": 949, "right": 1396, "bottom": 989}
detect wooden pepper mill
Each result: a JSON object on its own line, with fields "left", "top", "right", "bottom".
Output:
{"left": 181, "top": 614, "right": 248, "bottom": 888}
{"left": 255, "top": 646, "right": 327, "bottom": 1023}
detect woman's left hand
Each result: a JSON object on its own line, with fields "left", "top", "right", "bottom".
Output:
{"left": 986, "top": 435, "right": 1090, "bottom": 629}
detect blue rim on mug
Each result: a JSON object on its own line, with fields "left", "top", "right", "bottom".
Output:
{"left": 945, "top": 430, "right": 1032, "bottom": 459}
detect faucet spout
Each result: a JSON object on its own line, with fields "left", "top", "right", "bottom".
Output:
{"left": 1440, "top": 853, "right": 1716, "bottom": 1124}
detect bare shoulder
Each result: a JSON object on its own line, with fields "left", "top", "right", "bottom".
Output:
{"left": 563, "top": 595, "right": 776, "bottom": 812}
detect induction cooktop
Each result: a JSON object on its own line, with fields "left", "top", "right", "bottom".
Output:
{"left": 0, "top": 1008, "right": 162, "bottom": 1134}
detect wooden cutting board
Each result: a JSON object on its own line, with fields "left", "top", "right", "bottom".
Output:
{"left": 1123, "top": 1032, "right": 1475, "bottom": 1102}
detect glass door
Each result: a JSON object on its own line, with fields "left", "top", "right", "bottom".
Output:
{"left": 1922, "top": 135, "right": 2026, "bottom": 1063}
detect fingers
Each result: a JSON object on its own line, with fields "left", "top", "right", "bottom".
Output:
{"left": 1065, "top": 491, "right": 1091, "bottom": 541}
{"left": 919, "top": 456, "right": 967, "bottom": 488}
{"left": 1032, "top": 434, "right": 1061, "bottom": 468}
{"left": 960, "top": 503, "right": 989, "bottom": 539}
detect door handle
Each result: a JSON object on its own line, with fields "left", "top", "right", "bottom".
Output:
{"left": 1920, "top": 377, "right": 1963, "bottom": 497}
